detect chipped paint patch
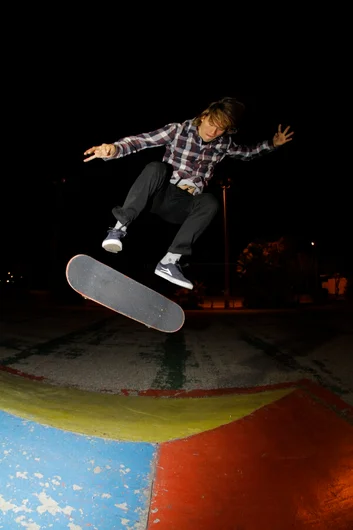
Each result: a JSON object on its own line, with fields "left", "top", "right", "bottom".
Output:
{"left": 0, "top": 409, "right": 156, "bottom": 529}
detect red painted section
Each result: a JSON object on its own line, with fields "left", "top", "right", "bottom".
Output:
{"left": 0, "top": 365, "right": 45, "bottom": 381}
{"left": 298, "top": 378, "right": 353, "bottom": 419}
{"left": 148, "top": 389, "right": 353, "bottom": 530}
{"left": 123, "top": 381, "right": 298, "bottom": 398}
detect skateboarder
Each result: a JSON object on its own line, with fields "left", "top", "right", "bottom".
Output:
{"left": 84, "top": 97, "right": 294, "bottom": 290}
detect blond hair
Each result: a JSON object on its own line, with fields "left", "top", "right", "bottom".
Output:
{"left": 193, "top": 97, "right": 245, "bottom": 132}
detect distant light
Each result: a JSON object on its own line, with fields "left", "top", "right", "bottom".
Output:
{"left": 311, "top": 241, "right": 315, "bottom": 246}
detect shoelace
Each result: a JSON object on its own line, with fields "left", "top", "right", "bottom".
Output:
{"left": 109, "top": 227, "right": 126, "bottom": 238}
{"left": 175, "top": 263, "right": 184, "bottom": 273}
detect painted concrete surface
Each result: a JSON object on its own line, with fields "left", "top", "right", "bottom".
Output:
{"left": 0, "top": 409, "right": 155, "bottom": 530}
{"left": 1, "top": 301, "right": 353, "bottom": 528}
{"left": 1, "top": 373, "right": 353, "bottom": 529}
{"left": 149, "top": 386, "right": 353, "bottom": 530}
{"left": 0, "top": 371, "right": 293, "bottom": 443}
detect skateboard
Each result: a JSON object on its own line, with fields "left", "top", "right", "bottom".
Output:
{"left": 66, "top": 254, "right": 185, "bottom": 333}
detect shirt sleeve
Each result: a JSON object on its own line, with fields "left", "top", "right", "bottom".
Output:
{"left": 226, "top": 139, "right": 276, "bottom": 161}
{"left": 108, "top": 123, "right": 179, "bottom": 159}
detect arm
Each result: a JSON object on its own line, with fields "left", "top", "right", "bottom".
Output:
{"left": 83, "top": 123, "right": 179, "bottom": 162}
{"left": 227, "top": 139, "right": 275, "bottom": 161}
{"left": 227, "top": 124, "right": 294, "bottom": 161}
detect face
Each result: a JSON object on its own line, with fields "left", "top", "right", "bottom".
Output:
{"left": 198, "top": 115, "right": 226, "bottom": 142}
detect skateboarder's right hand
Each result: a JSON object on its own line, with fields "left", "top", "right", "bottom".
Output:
{"left": 84, "top": 143, "right": 118, "bottom": 162}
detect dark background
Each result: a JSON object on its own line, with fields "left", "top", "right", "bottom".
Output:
{"left": 2, "top": 16, "right": 350, "bottom": 294}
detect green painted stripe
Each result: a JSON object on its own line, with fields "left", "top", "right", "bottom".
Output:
{"left": 0, "top": 371, "right": 293, "bottom": 443}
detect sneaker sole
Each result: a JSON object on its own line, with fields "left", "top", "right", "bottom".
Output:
{"left": 102, "top": 240, "right": 123, "bottom": 253}
{"left": 154, "top": 269, "right": 193, "bottom": 290}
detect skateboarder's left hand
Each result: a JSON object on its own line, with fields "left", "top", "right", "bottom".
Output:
{"left": 272, "top": 125, "right": 294, "bottom": 147}
{"left": 84, "top": 143, "right": 117, "bottom": 162}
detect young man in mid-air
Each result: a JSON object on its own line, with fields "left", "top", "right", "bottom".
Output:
{"left": 84, "top": 97, "right": 294, "bottom": 290}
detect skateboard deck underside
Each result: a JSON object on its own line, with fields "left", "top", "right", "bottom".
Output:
{"left": 66, "top": 255, "right": 184, "bottom": 332}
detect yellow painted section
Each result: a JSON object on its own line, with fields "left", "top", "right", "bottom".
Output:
{"left": 0, "top": 371, "right": 294, "bottom": 443}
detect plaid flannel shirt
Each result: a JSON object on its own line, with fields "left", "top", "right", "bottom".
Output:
{"left": 111, "top": 119, "right": 275, "bottom": 195}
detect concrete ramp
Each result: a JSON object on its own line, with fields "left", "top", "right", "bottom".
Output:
{"left": 1, "top": 372, "right": 352, "bottom": 529}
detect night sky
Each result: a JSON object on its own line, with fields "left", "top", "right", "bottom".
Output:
{"left": 2, "top": 39, "right": 350, "bottom": 290}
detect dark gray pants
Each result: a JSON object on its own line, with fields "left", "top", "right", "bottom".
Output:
{"left": 112, "top": 161, "right": 219, "bottom": 255}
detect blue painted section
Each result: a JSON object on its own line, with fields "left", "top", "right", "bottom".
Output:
{"left": 0, "top": 410, "right": 156, "bottom": 529}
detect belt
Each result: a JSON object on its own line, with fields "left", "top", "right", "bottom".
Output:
{"left": 176, "top": 183, "right": 196, "bottom": 195}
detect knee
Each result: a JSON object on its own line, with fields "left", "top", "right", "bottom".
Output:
{"left": 196, "top": 193, "right": 219, "bottom": 216}
{"left": 140, "top": 162, "right": 170, "bottom": 186}
{"left": 144, "top": 161, "right": 169, "bottom": 177}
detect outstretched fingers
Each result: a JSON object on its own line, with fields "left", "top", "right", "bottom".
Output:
{"left": 83, "top": 154, "right": 97, "bottom": 162}
{"left": 83, "top": 146, "right": 98, "bottom": 162}
{"left": 280, "top": 124, "right": 294, "bottom": 141}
